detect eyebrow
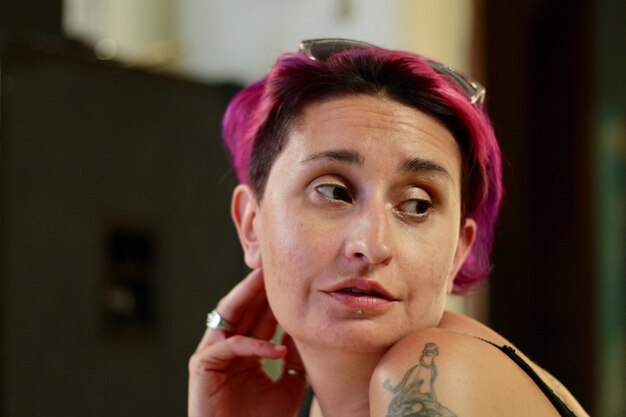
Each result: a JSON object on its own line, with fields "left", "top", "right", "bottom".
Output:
{"left": 301, "top": 148, "right": 452, "bottom": 182}
{"left": 301, "top": 148, "right": 364, "bottom": 165}
{"left": 399, "top": 157, "right": 452, "bottom": 181}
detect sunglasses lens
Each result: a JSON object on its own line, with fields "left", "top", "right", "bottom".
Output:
{"left": 301, "top": 39, "right": 372, "bottom": 61}
{"left": 299, "top": 39, "right": 485, "bottom": 105}
{"left": 307, "top": 43, "right": 340, "bottom": 61}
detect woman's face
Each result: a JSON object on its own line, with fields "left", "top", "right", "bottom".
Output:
{"left": 234, "top": 94, "right": 475, "bottom": 353}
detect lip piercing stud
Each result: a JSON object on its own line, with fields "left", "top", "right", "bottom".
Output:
{"left": 356, "top": 309, "right": 363, "bottom": 315}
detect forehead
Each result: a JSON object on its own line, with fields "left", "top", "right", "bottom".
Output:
{"left": 288, "top": 95, "right": 462, "bottom": 178}
{"left": 298, "top": 95, "right": 448, "bottom": 138}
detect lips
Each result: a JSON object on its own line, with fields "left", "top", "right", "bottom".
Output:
{"left": 326, "top": 278, "right": 396, "bottom": 300}
{"left": 323, "top": 278, "right": 397, "bottom": 311}
{"left": 339, "top": 288, "right": 383, "bottom": 297}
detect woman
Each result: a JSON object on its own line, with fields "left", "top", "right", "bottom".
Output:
{"left": 188, "top": 39, "right": 589, "bottom": 417}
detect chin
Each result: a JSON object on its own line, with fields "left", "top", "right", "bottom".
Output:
{"left": 290, "top": 319, "right": 406, "bottom": 354}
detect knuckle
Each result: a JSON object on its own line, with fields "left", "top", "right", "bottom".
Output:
{"left": 188, "top": 353, "right": 202, "bottom": 373}
{"left": 215, "top": 297, "right": 228, "bottom": 311}
{"left": 188, "top": 351, "right": 218, "bottom": 376}
{"left": 225, "top": 335, "right": 245, "bottom": 346}
{"left": 226, "top": 335, "right": 265, "bottom": 351}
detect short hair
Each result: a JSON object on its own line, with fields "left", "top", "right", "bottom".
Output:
{"left": 221, "top": 46, "right": 503, "bottom": 294}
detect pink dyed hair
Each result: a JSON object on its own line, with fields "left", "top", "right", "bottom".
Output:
{"left": 222, "top": 46, "right": 503, "bottom": 294}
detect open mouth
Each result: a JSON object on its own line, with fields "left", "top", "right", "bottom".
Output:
{"left": 323, "top": 278, "right": 396, "bottom": 310}
{"left": 326, "top": 286, "right": 394, "bottom": 310}
{"left": 338, "top": 288, "right": 384, "bottom": 298}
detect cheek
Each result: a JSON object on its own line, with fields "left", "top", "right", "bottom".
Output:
{"left": 398, "top": 228, "right": 459, "bottom": 288}
{"left": 260, "top": 217, "right": 335, "bottom": 327}
{"left": 263, "top": 220, "right": 309, "bottom": 273}
{"left": 258, "top": 209, "right": 335, "bottom": 297}
{"left": 263, "top": 202, "right": 338, "bottom": 260}
{"left": 400, "top": 240, "right": 453, "bottom": 326}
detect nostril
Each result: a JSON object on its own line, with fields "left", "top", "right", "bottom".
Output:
{"left": 345, "top": 234, "right": 392, "bottom": 265}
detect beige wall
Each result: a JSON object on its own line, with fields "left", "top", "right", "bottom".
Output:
{"left": 63, "top": 0, "right": 478, "bottom": 84}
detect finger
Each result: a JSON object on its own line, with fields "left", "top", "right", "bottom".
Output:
{"left": 188, "top": 336, "right": 287, "bottom": 417}
{"left": 249, "top": 301, "right": 278, "bottom": 341}
{"left": 197, "top": 269, "right": 267, "bottom": 349}
{"left": 190, "top": 335, "right": 287, "bottom": 378}
{"left": 235, "top": 296, "right": 272, "bottom": 337}
{"left": 198, "top": 300, "right": 277, "bottom": 356}
{"left": 281, "top": 332, "right": 306, "bottom": 377}
{"left": 196, "top": 325, "right": 226, "bottom": 353}
{"left": 216, "top": 268, "right": 265, "bottom": 326}
{"left": 278, "top": 333, "right": 307, "bottom": 398}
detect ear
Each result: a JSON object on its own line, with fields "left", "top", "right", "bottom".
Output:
{"left": 446, "top": 218, "right": 477, "bottom": 293}
{"left": 231, "top": 184, "right": 262, "bottom": 269}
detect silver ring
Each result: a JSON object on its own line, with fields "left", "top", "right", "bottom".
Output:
{"left": 206, "top": 309, "right": 236, "bottom": 332}
{"left": 285, "top": 368, "right": 306, "bottom": 378}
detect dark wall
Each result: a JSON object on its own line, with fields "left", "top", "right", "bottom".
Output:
{"left": 0, "top": 0, "right": 62, "bottom": 36}
{"left": 485, "top": 0, "right": 594, "bottom": 410}
{"left": 0, "top": 40, "right": 243, "bottom": 417}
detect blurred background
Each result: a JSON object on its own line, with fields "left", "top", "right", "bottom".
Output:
{"left": 0, "top": 0, "right": 623, "bottom": 416}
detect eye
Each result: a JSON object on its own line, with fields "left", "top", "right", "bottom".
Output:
{"left": 315, "top": 183, "right": 353, "bottom": 203}
{"left": 397, "top": 198, "right": 433, "bottom": 219}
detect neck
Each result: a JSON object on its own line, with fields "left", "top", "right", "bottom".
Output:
{"left": 297, "top": 341, "right": 386, "bottom": 417}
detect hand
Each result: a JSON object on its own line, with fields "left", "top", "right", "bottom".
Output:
{"left": 188, "top": 269, "right": 307, "bottom": 417}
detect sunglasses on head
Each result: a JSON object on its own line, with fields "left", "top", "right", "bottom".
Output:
{"left": 298, "top": 38, "right": 486, "bottom": 106}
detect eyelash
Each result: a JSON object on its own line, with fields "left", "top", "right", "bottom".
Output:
{"left": 316, "top": 183, "right": 353, "bottom": 203}
{"left": 314, "top": 183, "right": 433, "bottom": 221}
{"left": 396, "top": 198, "right": 433, "bottom": 220}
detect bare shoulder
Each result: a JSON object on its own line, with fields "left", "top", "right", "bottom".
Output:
{"left": 369, "top": 318, "right": 587, "bottom": 417}
{"left": 437, "top": 310, "right": 514, "bottom": 345}
{"left": 438, "top": 311, "right": 588, "bottom": 417}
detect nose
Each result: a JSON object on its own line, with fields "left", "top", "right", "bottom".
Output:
{"left": 344, "top": 201, "right": 393, "bottom": 265}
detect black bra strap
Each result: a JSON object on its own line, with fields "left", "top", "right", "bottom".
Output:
{"left": 298, "top": 388, "right": 314, "bottom": 417}
{"left": 477, "top": 337, "right": 576, "bottom": 417}
{"left": 298, "top": 341, "right": 577, "bottom": 417}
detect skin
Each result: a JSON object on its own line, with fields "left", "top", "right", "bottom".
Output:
{"left": 188, "top": 94, "right": 588, "bottom": 417}
{"left": 237, "top": 94, "right": 475, "bottom": 354}
{"left": 229, "top": 94, "right": 475, "bottom": 417}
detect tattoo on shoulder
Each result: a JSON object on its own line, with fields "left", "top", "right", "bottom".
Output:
{"left": 383, "top": 342, "right": 458, "bottom": 417}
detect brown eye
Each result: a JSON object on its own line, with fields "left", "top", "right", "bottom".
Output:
{"left": 398, "top": 199, "right": 432, "bottom": 218}
{"left": 316, "top": 184, "right": 352, "bottom": 203}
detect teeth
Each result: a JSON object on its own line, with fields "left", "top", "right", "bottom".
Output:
{"left": 341, "top": 288, "right": 379, "bottom": 296}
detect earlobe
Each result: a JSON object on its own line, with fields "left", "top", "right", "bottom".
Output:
{"left": 446, "top": 218, "right": 477, "bottom": 293}
{"left": 231, "top": 184, "right": 262, "bottom": 269}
